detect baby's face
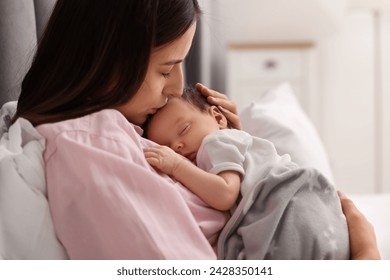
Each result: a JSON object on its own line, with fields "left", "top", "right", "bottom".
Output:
{"left": 147, "top": 98, "right": 221, "bottom": 162}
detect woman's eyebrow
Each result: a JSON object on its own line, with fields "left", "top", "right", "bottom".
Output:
{"left": 161, "top": 59, "right": 183, "bottom": 66}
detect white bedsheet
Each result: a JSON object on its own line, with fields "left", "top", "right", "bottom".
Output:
{"left": 349, "top": 193, "right": 390, "bottom": 260}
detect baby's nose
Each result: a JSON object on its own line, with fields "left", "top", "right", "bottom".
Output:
{"left": 173, "top": 142, "right": 183, "bottom": 153}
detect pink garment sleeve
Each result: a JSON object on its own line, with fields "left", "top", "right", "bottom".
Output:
{"left": 44, "top": 130, "right": 217, "bottom": 259}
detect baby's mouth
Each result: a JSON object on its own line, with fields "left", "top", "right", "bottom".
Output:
{"left": 186, "top": 152, "right": 197, "bottom": 162}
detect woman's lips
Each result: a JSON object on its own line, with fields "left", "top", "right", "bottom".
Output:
{"left": 150, "top": 102, "right": 167, "bottom": 115}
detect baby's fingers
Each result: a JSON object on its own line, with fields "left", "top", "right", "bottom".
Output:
{"left": 144, "top": 147, "right": 159, "bottom": 160}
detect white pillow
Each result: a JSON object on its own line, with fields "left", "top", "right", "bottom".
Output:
{"left": 240, "top": 83, "right": 334, "bottom": 183}
{"left": 0, "top": 102, "right": 68, "bottom": 259}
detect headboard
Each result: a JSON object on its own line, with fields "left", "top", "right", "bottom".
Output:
{"left": 0, "top": 0, "right": 56, "bottom": 106}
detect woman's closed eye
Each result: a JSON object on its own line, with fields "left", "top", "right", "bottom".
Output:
{"left": 162, "top": 72, "right": 171, "bottom": 79}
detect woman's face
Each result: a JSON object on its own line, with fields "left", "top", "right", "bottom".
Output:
{"left": 116, "top": 23, "right": 197, "bottom": 125}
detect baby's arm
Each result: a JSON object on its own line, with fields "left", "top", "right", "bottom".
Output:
{"left": 144, "top": 145, "right": 240, "bottom": 211}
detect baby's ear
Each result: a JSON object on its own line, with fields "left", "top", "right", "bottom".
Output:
{"left": 208, "top": 106, "right": 228, "bottom": 129}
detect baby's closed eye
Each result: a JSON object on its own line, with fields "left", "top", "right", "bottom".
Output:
{"left": 178, "top": 123, "right": 190, "bottom": 136}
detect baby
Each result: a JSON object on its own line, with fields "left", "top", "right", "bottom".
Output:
{"left": 143, "top": 87, "right": 350, "bottom": 260}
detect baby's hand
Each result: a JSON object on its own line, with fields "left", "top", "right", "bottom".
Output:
{"left": 143, "top": 145, "right": 184, "bottom": 176}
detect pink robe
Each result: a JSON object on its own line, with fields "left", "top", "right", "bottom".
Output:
{"left": 37, "top": 109, "right": 228, "bottom": 259}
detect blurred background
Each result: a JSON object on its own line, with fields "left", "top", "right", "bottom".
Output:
{"left": 190, "top": 0, "right": 390, "bottom": 195}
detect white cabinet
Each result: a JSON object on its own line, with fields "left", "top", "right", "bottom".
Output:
{"left": 226, "top": 43, "right": 319, "bottom": 125}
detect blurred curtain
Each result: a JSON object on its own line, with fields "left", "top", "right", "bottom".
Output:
{"left": 184, "top": 22, "right": 202, "bottom": 87}
{"left": 0, "top": 0, "right": 56, "bottom": 106}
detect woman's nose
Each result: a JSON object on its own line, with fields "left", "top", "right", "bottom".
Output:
{"left": 166, "top": 64, "right": 184, "bottom": 97}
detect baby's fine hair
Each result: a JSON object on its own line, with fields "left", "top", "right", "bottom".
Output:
{"left": 181, "top": 87, "right": 210, "bottom": 113}
{"left": 182, "top": 86, "right": 233, "bottom": 128}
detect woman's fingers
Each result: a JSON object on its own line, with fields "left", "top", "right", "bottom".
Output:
{"left": 338, "top": 191, "right": 381, "bottom": 260}
{"left": 217, "top": 105, "right": 241, "bottom": 129}
{"left": 196, "top": 83, "right": 241, "bottom": 129}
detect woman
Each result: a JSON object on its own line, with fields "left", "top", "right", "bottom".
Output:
{"left": 13, "top": 0, "right": 379, "bottom": 260}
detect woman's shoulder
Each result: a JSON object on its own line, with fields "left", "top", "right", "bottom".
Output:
{"left": 37, "top": 109, "right": 139, "bottom": 139}
{"left": 36, "top": 109, "right": 144, "bottom": 159}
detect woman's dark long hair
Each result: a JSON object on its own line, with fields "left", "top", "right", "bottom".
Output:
{"left": 13, "top": 0, "right": 201, "bottom": 126}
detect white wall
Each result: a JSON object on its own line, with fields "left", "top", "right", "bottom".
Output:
{"left": 317, "top": 9, "right": 390, "bottom": 194}
{"left": 317, "top": 11, "right": 376, "bottom": 194}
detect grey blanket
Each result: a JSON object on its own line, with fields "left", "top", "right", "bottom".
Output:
{"left": 217, "top": 167, "right": 350, "bottom": 260}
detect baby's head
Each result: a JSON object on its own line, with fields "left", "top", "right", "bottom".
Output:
{"left": 146, "top": 87, "right": 228, "bottom": 161}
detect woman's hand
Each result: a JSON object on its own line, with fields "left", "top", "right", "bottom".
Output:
{"left": 196, "top": 83, "right": 241, "bottom": 129}
{"left": 338, "top": 191, "right": 381, "bottom": 260}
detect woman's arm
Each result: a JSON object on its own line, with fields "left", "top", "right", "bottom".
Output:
{"left": 196, "top": 83, "right": 241, "bottom": 129}
{"left": 144, "top": 145, "right": 241, "bottom": 211}
{"left": 338, "top": 191, "right": 381, "bottom": 260}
